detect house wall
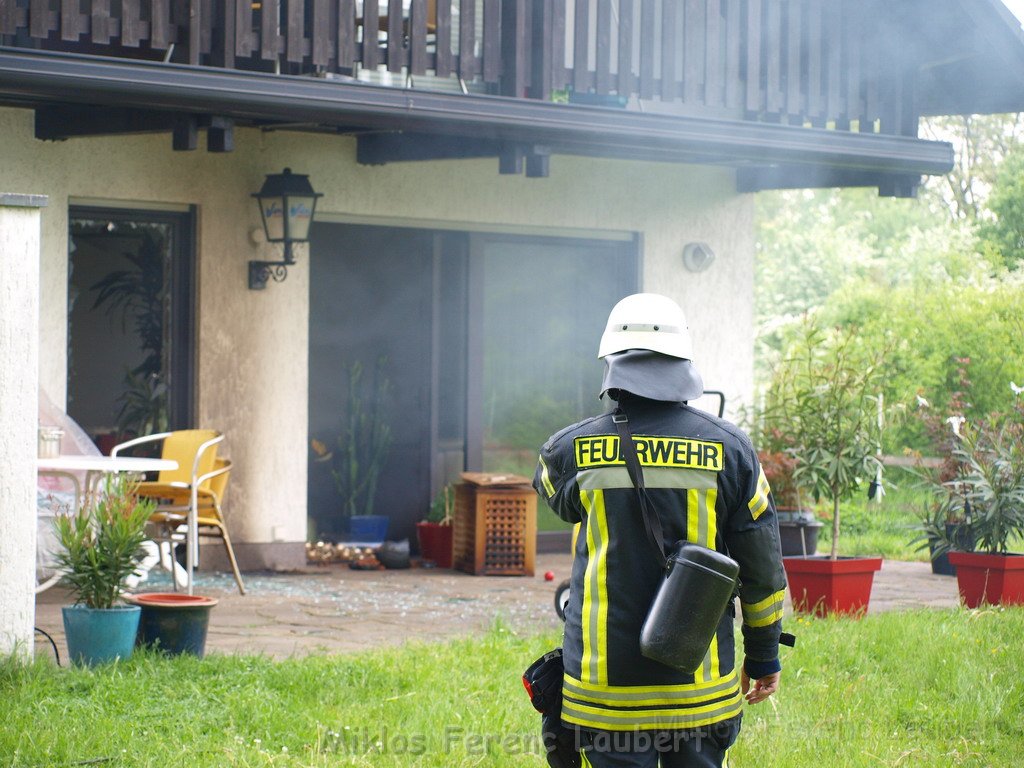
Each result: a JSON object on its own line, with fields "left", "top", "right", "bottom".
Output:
{"left": 0, "top": 104, "right": 755, "bottom": 570}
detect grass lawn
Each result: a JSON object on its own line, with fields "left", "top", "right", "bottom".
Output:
{"left": 5, "top": 609, "right": 1024, "bottom": 767}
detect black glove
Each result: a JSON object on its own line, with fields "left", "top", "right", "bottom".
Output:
{"left": 524, "top": 649, "right": 581, "bottom": 768}
{"left": 541, "top": 712, "right": 581, "bottom": 768}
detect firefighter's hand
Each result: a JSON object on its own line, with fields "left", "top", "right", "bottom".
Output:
{"left": 741, "top": 669, "right": 780, "bottom": 705}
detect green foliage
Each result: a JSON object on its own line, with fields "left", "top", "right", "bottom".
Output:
{"left": 425, "top": 484, "right": 454, "bottom": 524}
{"left": 919, "top": 113, "right": 1024, "bottom": 222}
{"left": 115, "top": 368, "right": 169, "bottom": 438}
{"left": 52, "top": 475, "right": 155, "bottom": 609}
{"left": 820, "top": 278, "right": 1024, "bottom": 452}
{"left": 312, "top": 358, "right": 392, "bottom": 520}
{"left": 763, "top": 320, "right": 888, "bottom": 558}
{"left": 979, "top": 143, "right": 1024, "bottom": 270}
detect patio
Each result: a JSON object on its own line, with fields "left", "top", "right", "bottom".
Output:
{"left": 33, "top": 554, "right": 959, "bottom": 662}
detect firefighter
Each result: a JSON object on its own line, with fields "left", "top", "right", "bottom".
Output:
{"left": 533, "top": 293, "right": 788, "bottom": 768}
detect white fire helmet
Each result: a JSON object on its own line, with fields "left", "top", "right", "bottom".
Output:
{"left": 598, "top": 293, "right": 694, "bottom": 360}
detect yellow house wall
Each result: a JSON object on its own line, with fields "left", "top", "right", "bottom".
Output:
{"left": 1, "top": 105, "right": 755, "bottom": 567}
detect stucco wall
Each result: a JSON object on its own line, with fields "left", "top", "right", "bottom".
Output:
{"left": 0, "top": 104, "right": 754, "bottom": 568}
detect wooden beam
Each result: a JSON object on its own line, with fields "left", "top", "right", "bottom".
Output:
{"left": 737, "top": 165, "right": 919, "bottom": 197}
{"left": 357, "top": 132, "right": 501, "bottom": 164}
{"left": 35, "top": 105, "right": 177, "bottom": 140}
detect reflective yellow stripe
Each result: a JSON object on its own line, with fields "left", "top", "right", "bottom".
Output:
{"left": 745, "top": 608, "right": 784, "bottom": 628}
{"left": 564, "top": 671, "right": 739, "bottom": 706}
{"left": 580, "top": 491, "right": 596, "bottom": 682}
{"left": 744, "top": 589, "right": 787, "bottom": 614}
{"left": 687, "top": 488, "right": 701, "bottom": 545}
{"left": 538, "top": 455, "right": 555, "bottom": 497}
{"left": 579, "top": 490, "right": 609, "bottom": 686}
{"left": 593, "top": 490, "right": 610, "bottom": 685}
{"left": 577, "top": 466, "right": 718, "bottom": 491}
{"left": 561, "top": 695, "right": 743, "bottom": 730}
{"left": 747, "top": 468, "right": 770, "bottom": 520}
{"left": 742, "top": 589, "right": 787, "bottom": 627}
{"left": 705, "top": 487, "right": 718, "bottom": 547}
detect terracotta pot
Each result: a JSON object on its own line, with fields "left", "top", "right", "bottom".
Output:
{"left": 947, "top": 552, "right": 1024, "bottom": 608}
{"left": 783, "top": 556, "right": 883, "bottom": 617}
{"left": 416, "top": 521, "right": 453, "bottom": 568}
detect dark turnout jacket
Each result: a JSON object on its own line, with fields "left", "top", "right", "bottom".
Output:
{"left": 534, "top": 398, "right": 787, "bottom": 732}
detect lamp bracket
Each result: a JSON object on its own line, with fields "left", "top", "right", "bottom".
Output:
{"left": 248, "top": 260, "right": 290, "bottom": 290}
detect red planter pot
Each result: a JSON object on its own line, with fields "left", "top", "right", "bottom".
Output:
{"left": 416, "top": 522, "right": 453, "bottom": 569}
{"left": 783, "top": 556, "right": 883, "bottom": 617}
{"left": 947, "top": 552, "right": 1024, "bottom": 608}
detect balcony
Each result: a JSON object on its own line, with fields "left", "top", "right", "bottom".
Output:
{"left": 2, "top": 0, "right": 925, "bottom": 133}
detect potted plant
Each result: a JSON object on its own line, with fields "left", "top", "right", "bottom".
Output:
{"left": 907, "top": 359, "right": 977, "bottom": 575}
{"left": 311, "top": 358, "right": 393, "bottom": 542}
{"left": 938, "top": 406, "right": 1024, "bottom": 607}
{"left": 417, "top": 484, "right": 454, "bottom": 568}
{"left": 53, "top": 474, "right": 155, "bottom": 665}
{"left": 910, "top": 495, "right": 973, "bottom": 576}
{"left": 757, "top": 444, "right": 822, "bottom": 556}
{"left": 766, "top": 321, "right": 888, "bottom": 616}
{"left": 123, "top": 592, "right": 220, "bottom": 657}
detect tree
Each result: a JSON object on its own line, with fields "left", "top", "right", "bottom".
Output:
{"left": 919, "top": 113, "right": 1024, "bottom": 222}
{"left": 979, "top": 143, "right": 1024, "bottom": 270}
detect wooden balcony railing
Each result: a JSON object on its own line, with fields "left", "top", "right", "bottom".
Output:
{"left": 0, "top": 0, "right": 908, "bottom": 135}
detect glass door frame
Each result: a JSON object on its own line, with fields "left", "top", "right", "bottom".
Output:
{"left": 463, "top": 231, "right": 642, "bottom": 471}
{"left": 67, "top": 204, "right": 198, "bottom": 432}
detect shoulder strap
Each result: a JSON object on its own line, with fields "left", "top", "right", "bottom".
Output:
{"left": 613, "top": 406, "right": 669, "bottom": 571}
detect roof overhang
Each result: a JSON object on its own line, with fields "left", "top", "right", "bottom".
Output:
{"left": 0, "top": 47, "right": 953, "bottom": 180}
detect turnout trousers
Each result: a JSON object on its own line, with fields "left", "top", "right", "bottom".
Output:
{"left": 578, "top": 717, "right": 741, "bottom": 768}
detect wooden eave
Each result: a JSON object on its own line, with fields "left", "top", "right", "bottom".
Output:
{"left": 0, "top": 47, "right": 953, "bottom": 184}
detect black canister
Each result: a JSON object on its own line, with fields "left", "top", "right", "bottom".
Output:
{"left": 639, "top": 541, "right": 740, "bottom": 673}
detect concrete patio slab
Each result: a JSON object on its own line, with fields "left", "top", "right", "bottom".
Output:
{"left": 33, "top": 555, "right": 959, "bottom": 662}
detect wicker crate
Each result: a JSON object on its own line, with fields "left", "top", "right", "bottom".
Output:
{"left": 452, "top": 482, "right": 536, "bottom": 576}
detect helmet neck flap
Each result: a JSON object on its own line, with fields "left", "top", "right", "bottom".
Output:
{"left": 599, "top": 349, "right": 704, "bottom": 403}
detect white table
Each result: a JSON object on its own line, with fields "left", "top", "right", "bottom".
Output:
{"left": 36, "top": 455, "right": 179, "bottom": 593}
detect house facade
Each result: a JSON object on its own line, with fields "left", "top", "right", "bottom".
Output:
{"left": 3, "top": 0, "right": 1024, "bottom": 604}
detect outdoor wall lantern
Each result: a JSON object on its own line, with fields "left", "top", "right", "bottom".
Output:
{"left": 682, "top": 242, "right": 716, "bottom": 273}
{"left": 249, "top": 168, "right": 323, "bottom": 290}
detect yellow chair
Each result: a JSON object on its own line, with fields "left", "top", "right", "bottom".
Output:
{"left": 111, "top": 429, "right": 223, "bottom": 595}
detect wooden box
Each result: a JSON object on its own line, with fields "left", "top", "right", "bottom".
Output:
{"left": 452, "top": 480, "right": 536, "bottom": 576}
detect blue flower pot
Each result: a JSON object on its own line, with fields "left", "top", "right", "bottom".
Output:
{"left": 126, "top": 593, "right": 218, "bottom": 657}
{"left": 62, "top": 604, "right": 141, "bottom": 666}
{"left": 349, "top": 515, "right": 389, "bottom": 543}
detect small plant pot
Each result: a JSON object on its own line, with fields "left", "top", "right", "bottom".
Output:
{"left": 783, "top": 556, "right": 883, "bottom": 617}
{"left": 928, "top": 542, "right": 957, "bottom": 577}
{"left": 349, "top": 515, "right": 389, "bottom": 543}
{"left": 62, "top": 604, "right": 141, "bottom": 666}
{"left": 416, "top": 521, "right": 453, "bottom": 568}
{"left": 947, "top": 552, "right": 1024, "bottom": 608}
{"left": 125, "top": 593, "right": 218, "bottom": 657}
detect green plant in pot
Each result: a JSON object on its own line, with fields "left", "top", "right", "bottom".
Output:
{"left": 937, "top": 404, "right": 1024, "bottom": 607}
{"left": 755, "top": 438, "right": 823, "bottom": 556}
{"left": 910, "top": 493, "right": 972, "bottom": 577}
{"left": 765, "top": 320, "right": 888, "bottom": 616}
{"left": 53, "top": 474, "right": 154, "bottom": 665}
{"left": 417, "top": 484, "right": 454, "bottom": 568}
{"left": 907, "top": 358, "right": 977, "bottom": 574}
{"left": 311, "top": 357, "right": 393, "bottom": 542}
